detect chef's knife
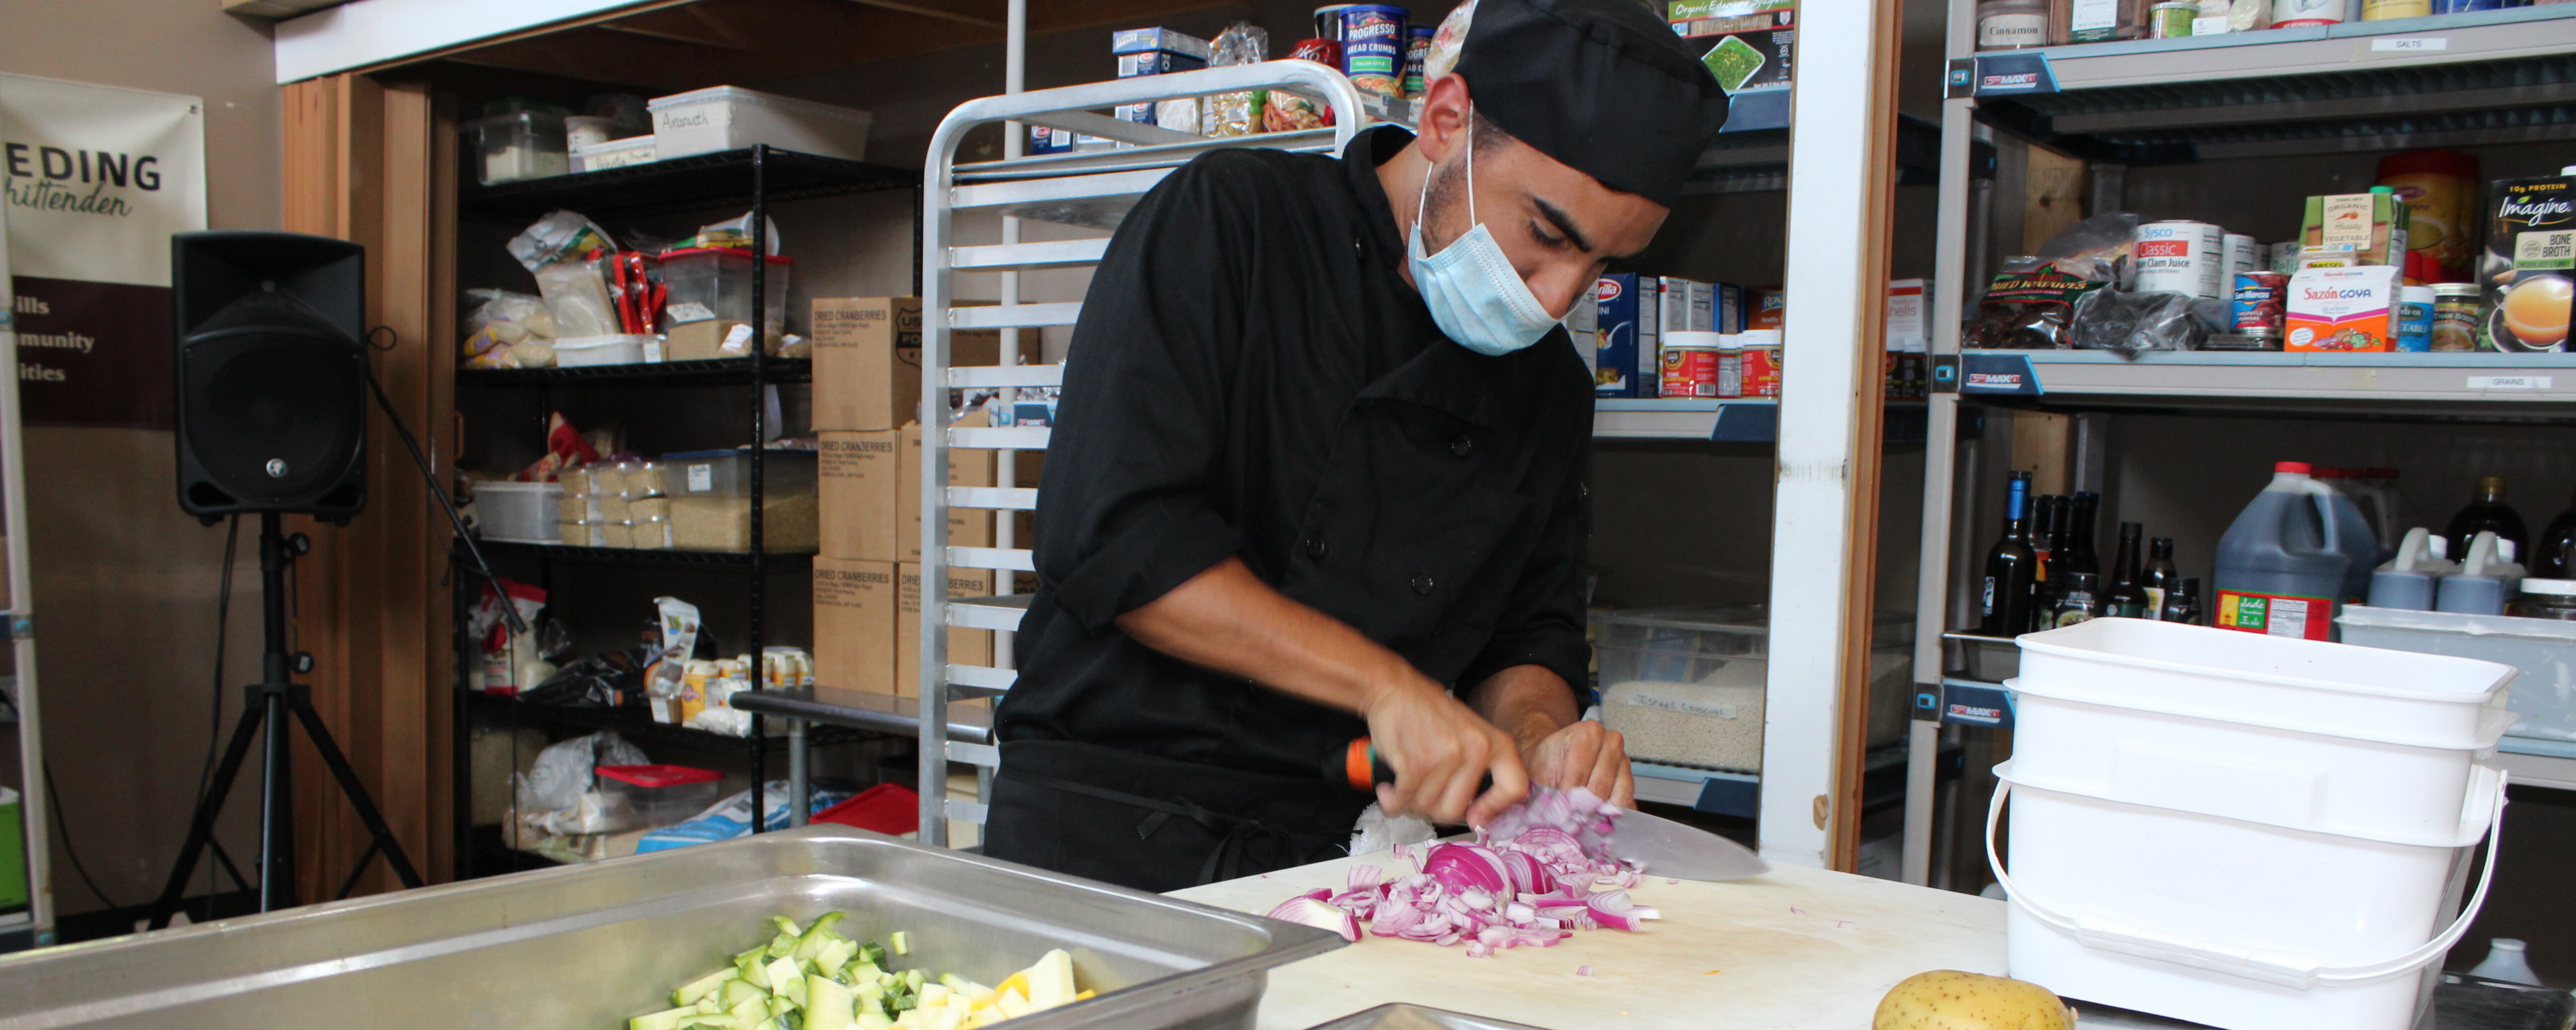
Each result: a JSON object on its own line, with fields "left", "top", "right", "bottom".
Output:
{"left": 1328, "top": 737, "right": 1770, "bottom": 881}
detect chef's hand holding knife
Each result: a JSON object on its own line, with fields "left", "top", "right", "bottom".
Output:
{"left": 1116, "top": 556, "right": 1629, "bottom": 827}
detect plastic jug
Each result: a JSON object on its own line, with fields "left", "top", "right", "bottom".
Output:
{"left": 2213, "top": 462, "right": 2352, "bottom": 641}
{"left": 2367, "top": 527, "right": 2456, "bottom": 610}
{"left": 2436, "top": 531, "right": 2527, "bottom": 616}
{"left": 2317, "top": 473, "right": 2381, "bottom": 603}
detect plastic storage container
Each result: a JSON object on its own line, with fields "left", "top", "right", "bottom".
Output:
{"left": 1998, "top": 618, "right": 2515, "bottom": 1030}
{"left": 660, "top": 247, "right": 792, "bottom": 360}
{"left": 647, "top": 85, "right": 873, "bottom": 160}
{"left": 475, "top": 482, "right": 564, "bottom": 543}
{"left": 553, "top": 333, "right": 659, "bottom": 367}
{"left": 596, "top": 764, "right": 723, "bottom": 831}
{"left": 1589, "top": 606, "right": 1913, "bottom": 769}
{"left": 572, "top": 135, "right": 656, "bottom": 173}
{"left": 470, "top": 101, "right": 570, "bottom": 185}
{"left": 2339, "top": 604, "right": 2576, "bottom": 742}
{"left": 664, "top": 447, "right": 818, "bottom": 498}
{"left": 2213, "top": 462, "right": 2356, "bottom": 640}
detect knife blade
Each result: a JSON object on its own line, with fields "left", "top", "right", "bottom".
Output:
{"left": 1601, "top": 803, "right": 1769, "bottom": 882}
{"left": 1327, "top": 737, "right": 1770, "bottom": 881}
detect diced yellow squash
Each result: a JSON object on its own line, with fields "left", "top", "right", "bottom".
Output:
{"left": 994, "top": 988, "right": 1031, "bottom": 1021}
{"left": 918, "top": 982, "right": 951, "bottom": 1008}
{"left": 994, "top": 973, "right": 1028, "bottom": 999}
{"left": 963, "top": 1008, "right": 1006, "bottom": 1029}
{"left": 1020, "top": 950, "right": 1076, "bottom": 1011}
{"left": 1073, "top": 990, "right": 1094, "bottom": 1002}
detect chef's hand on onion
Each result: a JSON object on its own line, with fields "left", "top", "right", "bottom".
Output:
{"left": 1364, "top": 673, "right": 1531, "bottom": 827}
{"left": 1520, "top": 719, "right": 1635, "bottom": 808}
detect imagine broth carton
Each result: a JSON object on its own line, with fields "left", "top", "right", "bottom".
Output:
{"left": 2285, "top": 265, "right": 2401, "bottom": 353}
{"left": 2479, "top": 173, "right": 2576, "bottom": 353}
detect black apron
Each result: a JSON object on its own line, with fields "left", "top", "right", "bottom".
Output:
{"left": 981, "top": 739, "right": 1373, "bottom": 893}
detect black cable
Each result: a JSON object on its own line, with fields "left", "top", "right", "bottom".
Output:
{"left": 44, "top": 759, "right": 128, "bottom": 912}
{"left": 193, "top": 515, "right": 241, "bottom": 902}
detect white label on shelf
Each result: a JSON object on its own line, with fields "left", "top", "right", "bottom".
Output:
{"left": 2370, "top": 37, "right": 2447, "bottom": 52}
{"left": 688, "top": 463, "right": 715, "bottom": 491}
{"left": 2469, "top": 375, "right": 2554, "bottom": 391}
{"left": 1627, "top": 694, "right": 1739, "bottom": 720}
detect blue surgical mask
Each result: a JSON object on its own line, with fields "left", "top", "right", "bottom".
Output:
{"left": 1408, "top": 121, "right": 1561, "bottom": 356}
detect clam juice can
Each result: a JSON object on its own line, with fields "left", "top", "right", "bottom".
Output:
{"left": 2134, "top": 220, "right": 2227, "bottom": 299}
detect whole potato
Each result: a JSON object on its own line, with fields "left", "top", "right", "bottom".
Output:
{"left": 1872, "top": 970, "right": 2074, "bottom": 1030}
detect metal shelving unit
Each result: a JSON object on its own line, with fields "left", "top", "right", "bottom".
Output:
{"left": 1905, "top": 0, "right": 2576, "bottom": 888}
{"left": 913, "top": 61, "right": 1377, "bottom": 847}
{"left": 451, "top": 145, "right": 916, "bottom": 878}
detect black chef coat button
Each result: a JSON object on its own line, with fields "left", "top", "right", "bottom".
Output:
{"left": 1449, "top": 433, "right": 1474, "bottom": 459}
{"left": 1304, "top": 534, "right": 1328, "bottom": 559}
{"left": 1411, "top": 572, "right": 1436, "bottom": 595}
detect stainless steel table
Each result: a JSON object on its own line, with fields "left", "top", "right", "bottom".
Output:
{"left": 728, "top": 687, "right": 992, "bottom": 825}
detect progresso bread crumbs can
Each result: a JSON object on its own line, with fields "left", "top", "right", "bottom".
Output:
{"left": 1339, "top": 5, "right": 1408, "bottom": 99}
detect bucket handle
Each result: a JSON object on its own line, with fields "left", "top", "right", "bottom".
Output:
{"left": 1984, "top": 766, "right": 2505, "bottom": 990}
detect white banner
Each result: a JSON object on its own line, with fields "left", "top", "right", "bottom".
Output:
{"left": 0, "top": 73, "right": 206, "bottom": 427}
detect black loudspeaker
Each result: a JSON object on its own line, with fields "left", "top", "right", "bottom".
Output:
{"left": 173, "top": 231, "right": 367, "bottom": 522}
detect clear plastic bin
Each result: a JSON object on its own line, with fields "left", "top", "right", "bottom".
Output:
{"left": 659, "top": 247, "right": 791, "bottom": 330}
{"left": 474, "top": 482, "right": 563, "bottom": 543}
{"left": 662, "top": 447, "right": 817, "bottom": 498}
{"left": 596, "top": 764, "right": 723, "bottom": 831}
{"left": 470, "top": 101, "right": 570, "bottom": 185}
{"left": 1590, "top": 606, "right": 1914, "bottom": 769}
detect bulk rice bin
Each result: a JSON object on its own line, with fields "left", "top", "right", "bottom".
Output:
{"left": 1990, "top": 619, "right": 2517, "bottom": 1030}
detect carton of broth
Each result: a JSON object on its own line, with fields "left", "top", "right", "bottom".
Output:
{"left": 2481, "top": 172, "right": 2576, "bottom": 352}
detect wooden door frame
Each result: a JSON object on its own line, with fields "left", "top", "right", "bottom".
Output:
{"left": 280, "top": 73, "right": 458, "bottom": 898}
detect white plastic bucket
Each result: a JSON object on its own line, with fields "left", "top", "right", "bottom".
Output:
{"left": 1993, "top": 618, "right": 2517, "bottom": 1030}
{"left": 554, "top": 333, "right": 657, "bottom": 367}
{"left": 474, "top": 482, "right": 562, "bottom": 543}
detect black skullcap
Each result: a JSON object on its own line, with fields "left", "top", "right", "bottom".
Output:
{"left": 1449, "top": 0, "right": 1727, "bottom": 208}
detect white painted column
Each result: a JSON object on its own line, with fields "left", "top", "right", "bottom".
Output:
{"left": 1759, "top": 0, "right": 1900, "bottom": 870}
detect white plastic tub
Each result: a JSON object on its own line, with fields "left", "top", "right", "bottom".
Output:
{"left": 2340, "top": 605, "right": 2576, "bottom": 743}
{"left": 648, "top": 86, "right": 872, "bottom": 161}
{"left": 553, "top": 333, "right": 657, "bottom": 367}
{"left": 572, "top": 135, "right": 656, "bottom": 173}
{"left": 475, "top": 482, "right": 562, "bottom": 543}
{"left": 1994, "top": 618, "right": 2516, "bottom": 1030}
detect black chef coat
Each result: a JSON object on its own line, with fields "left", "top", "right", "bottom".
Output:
{"left": 986, "top": 127, "right": 1594, "bottom": 882}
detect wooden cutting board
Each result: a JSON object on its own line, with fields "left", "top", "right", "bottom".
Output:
{"left": 1172, "top": 849, "right": 2009, "bottom": 1030}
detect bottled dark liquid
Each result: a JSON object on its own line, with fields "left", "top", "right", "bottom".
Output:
{"left": 2050, "top": 571, "right": 2104, "bottom": 628}
{"left": 2445, "top": 475, "right": 2529, "bottom": 566}
{"left": 2163, "top": 576, "right": 2204, "bottom": 625}
{"left": 2032, "top": 494, "right": 2068, "bottom": 625}
{"left": 2064, "top": 491, "right": 2103, "bottom": 576}
{"left": 1978, "top": 472, "right": 2039, "bottom": 636}
{"left": 2140, "top": 536, "right": 2183, "bottom": 620}
{"left": 2535, "top": 490, "right": 2576, "bottom": 578}
{"left": 2105, "top": 521, "right": 2150, "bottom": 618}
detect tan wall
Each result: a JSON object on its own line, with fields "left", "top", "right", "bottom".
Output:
{"left": 0, "top": 0, "right": 281, "bottom": 915}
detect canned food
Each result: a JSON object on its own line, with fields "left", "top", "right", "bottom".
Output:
{"left": 2270, "top": 0, "right": 2350, "bottom": 26}
{"left": 1403, "top": 25, "right": 1434, "bottom": 99}
{"left": 2233, "top": 271, "right": 2288, "bottom": 334}
{"left": 1340, "top": 5, "right": 1408, "bottom": 99}
{"left": 2223, "top": 233, "right": 2257, "bottom": 278}
{"left": 1312, "top": 3, "right": 1354, "bottom": 39}
{"left": 2148, "top": 1, "right": 2197, "bottom": 37}
{"left": 2395, "top": 285, "right": 2435, "bottom": 351}
{"left": 1738, "top": 330, "right": 1783, "bottom": 398}
{"left": 1716, "top": 335, "right": 1745, "bottom": 398}
{"left": 2431, "top": 283, "right": 2482, "bottom": 352}
{"left": 1661, "top": 332, "right": 1724, "bottom": 399}
{"left": 2136, "top": 221, "right": 2226, "bottom": 299}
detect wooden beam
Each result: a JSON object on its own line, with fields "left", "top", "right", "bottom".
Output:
{"left": 224, "top": 0, "right": 351, "bottom": 17}
{"left": 835, "top": 0, "right": 1003, "bottom": 29}
{"left": 2021, "top": 146, "right": 2087, "bottom": 255}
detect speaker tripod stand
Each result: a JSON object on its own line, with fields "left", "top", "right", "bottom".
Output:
{"left": 146, "top": 512, "right": 422, "bottom": 929}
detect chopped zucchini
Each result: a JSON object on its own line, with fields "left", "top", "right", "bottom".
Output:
{"left": 725, "top": 980, "right": 769, "bottom": 1008}
{"left": 766, "top": 958, "right": 805, "bottom": 1002}
{"left": 675, "top": 970, "right": 738, "bottom": 1008}
{"left": 729, "top": 993, "right": 770, "bottom": 1030}
{"left": 677, "top": 1016, "right": 736, "bottom": 1030}
{"left": 856, "top": 1014, "right": 894, "bottom": 1030}
{"left": 739, "top": 955, "right": 770, "bottom": 991}
{"left": 769, "top": 997, "right": 797, "bottom": 1019}
{"left": 631, "top": 1006, "right": 694, "bottom": 1030}
{"left": 859, "top": 942, "right": 889, "bottom": 969}
{"left": 907, "top": 970, "right": 925, "bottom": 991}
{"left": 794, "top": 913, "right": 847, "bottom": 962}
{"left": 888, "top": 932, "right": 910, "bottom": 956}
{"left": 805, "top": 975, "right": 856, "bottom": 1030}
{"left": 815, "top": 938, "right": 853, "bottom": 977}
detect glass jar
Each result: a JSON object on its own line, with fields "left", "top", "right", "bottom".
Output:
{"left": 2431, "top": 283, "right": 2483, "bottom": 352}
{"left": 1978, "top": 0, "right": 2054, "bottom": 49}
{"left": 2067, "top": 0, "right": 2149, "bottom": 43}
{"left": 2518, "top": 578, "right": 2576, "bottom": 620}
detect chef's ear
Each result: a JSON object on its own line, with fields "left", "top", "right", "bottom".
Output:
{"left": 1415, "top": 75, "right": 1477, "bottom": 165}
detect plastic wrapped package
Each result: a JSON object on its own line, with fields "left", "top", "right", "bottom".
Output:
{"left": 512, "top": 730, "right": 648, "bottom": 830}
{"left": 1969, "top": 258, "right": 2103, "bottom": 349}
{"left": 460, "top": 289, "right": 558, "bottom": 369}
{"left": 2033, "top": 212, "right": 2141, "bottom": 285}
{"left": 2067, "top": 289, "right": 2212, "bottom": 355}
{"left": 1203, "top": 22, "right": 1270, "bottom": 137}
{"left": 534, "top": 258, "right": 618, "bottom": 338}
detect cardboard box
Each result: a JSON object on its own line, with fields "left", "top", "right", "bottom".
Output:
{"left": 2480, "top": 173, "right": 2576, "bottom": 352}
{"left": 818, "top": 429, "right": 902, "bottom": 560}
{"left": 814, "top": 558, "right": 897, "bottom": 694}
{"left": 1592, "top": 273, "right": 1659, "bottom": 398}
{"left": 2301, "top": 192, "right": 2411, "bottom": 269}
{"left": 896, "top": 562, "right": 996, "bottom": 697}
{"left": 811, "top": 297, "right": 1019, "bottom": 430}
{"left": 900, "top": 416, "right": 997, "bottom": 559}
{"left": 1671, "top": 0, "right": 1795, "bottom": 94}
{"left": 2286, "top": 265, "right": 2401, "bottom": 353}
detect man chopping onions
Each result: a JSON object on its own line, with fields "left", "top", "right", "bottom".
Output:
{"left": 984, "top": 0, "right": 1730, "bottom": 891}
